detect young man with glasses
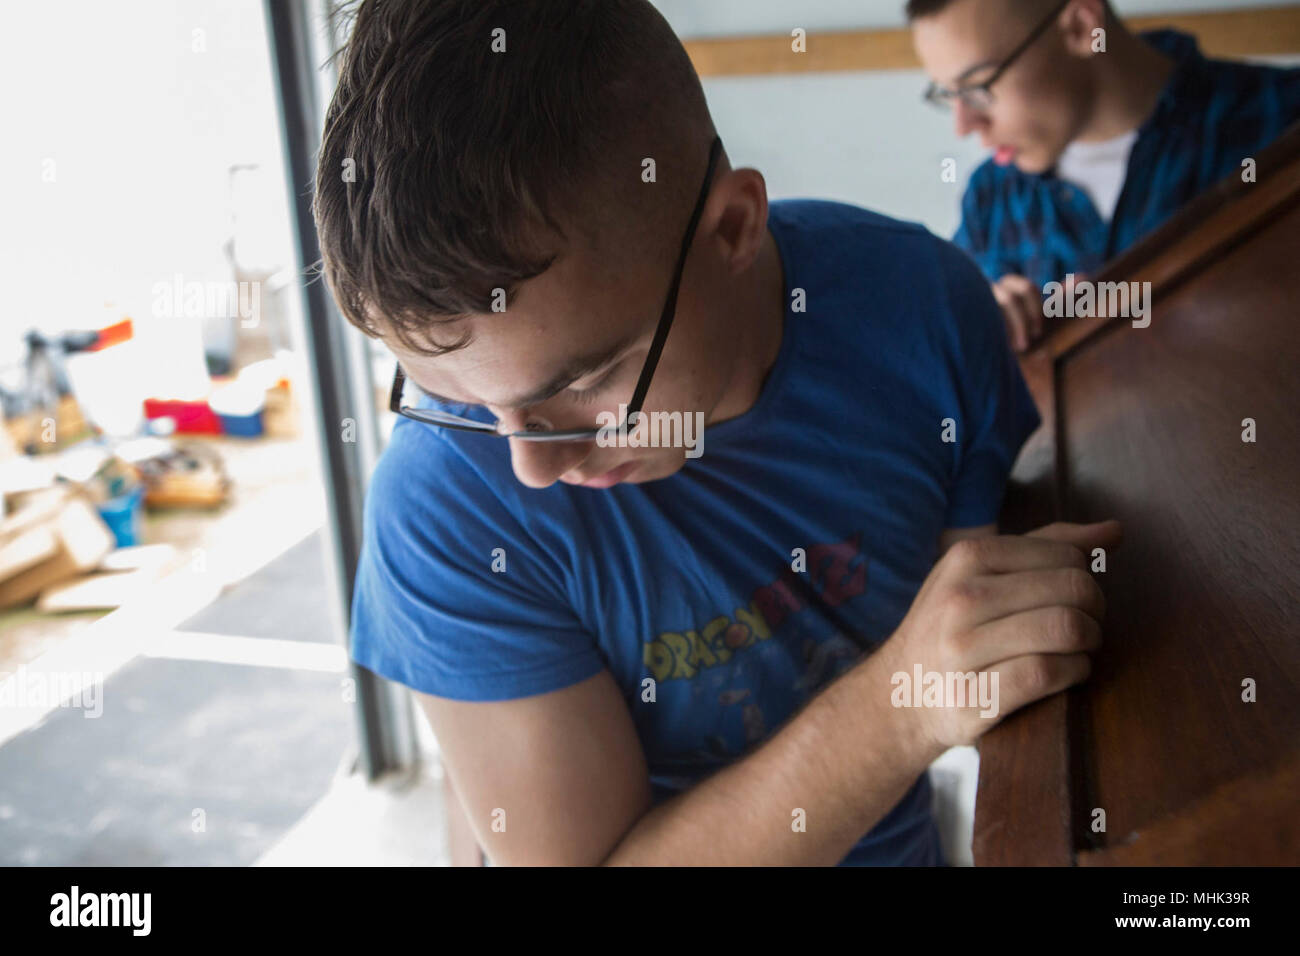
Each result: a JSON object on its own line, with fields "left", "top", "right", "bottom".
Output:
{"left": 910, "top": 0, "right": 1300, "bottom": 351}
{"left": 318, "top": 0, "right": 1120, "bottom": 866}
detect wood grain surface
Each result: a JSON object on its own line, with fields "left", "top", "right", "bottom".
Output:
{"left": 974, "top": 124, "right": 1300, "bottom": 866}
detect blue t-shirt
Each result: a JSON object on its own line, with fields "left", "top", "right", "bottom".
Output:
{"left": 349, "top": 199, "right": 1042, "bottom": 866}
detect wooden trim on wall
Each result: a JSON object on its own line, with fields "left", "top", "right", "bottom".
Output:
{"left": 682, "top": 5, "right": 1300, "bottom": 77}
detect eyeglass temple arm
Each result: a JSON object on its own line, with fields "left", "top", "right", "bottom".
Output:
{"left": 390, "top": 364, "right": 407, "bottom": 413}
{"left": 928, "top": 0, "right": 1070, "bottom": 100}
{"left": 626, "top": 136, "right": 724, "bottom": 421}
{"left": 985, "top": 0, "right": 1072, "bottom": 87}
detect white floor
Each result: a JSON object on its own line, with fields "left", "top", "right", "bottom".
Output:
{"left": 253, "top": 760, "right": 452, "bottom": 867}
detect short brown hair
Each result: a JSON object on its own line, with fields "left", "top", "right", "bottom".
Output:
{"left": 905, "top": 0, "right": 957, "bottom": 16}
{"left": 313, "top": 0, "right": 713, "bottom": 356}
{"left": 906, "top": 0, "right": 1111, "bottom": 21}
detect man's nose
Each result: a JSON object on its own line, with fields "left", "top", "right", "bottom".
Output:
{"left": 493, "top": 407, "right": 591, "bottom": 488}
{"left": 953, "top": 99, "right": 985, "bottom": 138}
{"left": 507, "top": 435, "right": 592, "bottom": 489}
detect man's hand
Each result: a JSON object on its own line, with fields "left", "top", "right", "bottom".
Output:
{"left": 876, "top": 519, "right": 1123, "bottom": 750}
{"left": 990, "top": 273, "right": 1044, "bottom": 352}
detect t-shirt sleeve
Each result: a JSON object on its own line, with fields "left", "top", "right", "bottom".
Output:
{"left": 937, "top": 241, "right": 1042, "bottom": 528}
{"left": 348, "top": 426, "right": 605, "bottom": 702}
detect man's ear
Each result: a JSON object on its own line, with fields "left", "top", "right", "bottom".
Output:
{"left": 706, "top": 167, "right": 770, "bottom": 276}
{"left": 1058, "top": 0, "right": 1109, "bottom": 59}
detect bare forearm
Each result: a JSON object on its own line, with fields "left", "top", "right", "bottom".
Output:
{"left": 602, "top": 644, "right": 942, "bottom": 866}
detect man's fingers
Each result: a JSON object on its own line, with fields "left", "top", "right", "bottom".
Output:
{"left": 1004, "top": 275, "right": 1043, "bottom": 341}
{"left": 1028, "top": 519, "right": 1124, "bottom": 553}
{"left": 943, "top": 533, "right": 1087, "bottom": 576}
{"left": 958, "top": 565, "right": 1106, "bottom": 628}
{"left": 962, "top": 605, "right": 1103, "bottom": 671}
{"left": 1002, "top": 274, "right": 1035, "bottom": 295}
{"left": 1008, "top": 310, "right": 1029, "bottom": 352}
{"left": 997, "top": 274, "right": 1043, "bottom": 345}
{"left": 993, "top": 281, "right": 1030, "bottom": 351}
{"left": 1021, "top": 288, "right": 1043, "bottom": 341}
{"left": 989, "top": 652, "right": 1094, "bottom": 717}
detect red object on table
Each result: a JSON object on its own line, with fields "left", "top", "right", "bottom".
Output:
{"left": 143, "top": 398, "right": 223, "bottom": 434}
{"left": 89, "top": 318, "right": 134, "bottom": 351}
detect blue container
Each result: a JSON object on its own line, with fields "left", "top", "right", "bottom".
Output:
{"left": 97, "top": 485, "right": 145, "bottom": 548}
{"left": 217, "top": 410, "right": 264, "bottom": 437}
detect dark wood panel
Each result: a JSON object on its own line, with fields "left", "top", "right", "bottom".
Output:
{"left": 1059, "top": 205, "right": 1300, "bottom": 849}
{"left": 975, "top": 122, "right": 1300, "bottom": 866}
{"left": 1078, "top": 750, "right": 1300, "bottom": 866}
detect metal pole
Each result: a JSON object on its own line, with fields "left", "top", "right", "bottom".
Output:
{"left": 263, "top": 0, "right": 416, "bottom": 779}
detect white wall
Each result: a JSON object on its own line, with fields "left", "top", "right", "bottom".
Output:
{"left": 703, "top": 70, "right": 986, "bottom": 237}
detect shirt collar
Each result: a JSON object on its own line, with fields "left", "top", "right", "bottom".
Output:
{"left": 1137, "top": 29, "right": 1207, "bottom": 132}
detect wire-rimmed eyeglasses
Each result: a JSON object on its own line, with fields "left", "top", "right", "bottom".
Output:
{"left": 922, "top": 0, "right": 1070, "bottom": 113}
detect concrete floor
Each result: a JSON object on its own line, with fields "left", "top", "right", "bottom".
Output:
{"left": 0, "top": 525, "right": 451, "bottom": 867}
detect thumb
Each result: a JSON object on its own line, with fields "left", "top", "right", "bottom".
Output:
{"left": 1027, "top": 519, "right": 1123, "bottom": 552}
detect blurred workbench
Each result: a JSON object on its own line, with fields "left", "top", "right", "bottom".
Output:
{"left": 0, "top": 433, "right": 320, "bottom": 675}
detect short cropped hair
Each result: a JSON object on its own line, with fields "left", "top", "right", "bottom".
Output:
{"left": 905, "top": 0, "right": 1111, "bottom": 20}
{"left": 313, "top": 0, "right": 712, "bottom": 355}
{"left": 906, "top": 0, "right": 958, "bottom": 16}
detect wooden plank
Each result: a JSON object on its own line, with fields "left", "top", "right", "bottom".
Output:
{"left": 0, "top": 524, "right": 60, "bottom": 583}
{"left": 0, "top": 486, "right": 69, "bottom": 539}
{"left": 973, "top": 348, "right": 1077, "bottom": 866}
{"left": 685, "top": 28, "right": 918, "bottom": 76}
{"left": 1146, "top": 7, "right": 1300, "bottom": 61}
{"left": 0, "top": 499, "right": 115, "bottom": 608}
{"left": 973, "top": 693, "right": 1075, "bottom": 865}
{"left": 683, "top": 6, "right": 1300, "bottom": 77}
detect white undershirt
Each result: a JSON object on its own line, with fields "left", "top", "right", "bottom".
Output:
{"left": 1053, "top": 128, "right": 1140, "bottom": 223}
